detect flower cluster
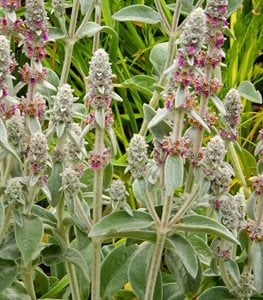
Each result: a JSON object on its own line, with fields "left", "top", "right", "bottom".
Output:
{"left": 86, "top": 107, "right": 114, "bottom": 128}
{"left": 165, "top": 92, "right": 196, "bottom": 111}
{"left": 220, "top": 89, "right": 242, "bottom": 141}
{"left": 193, "top": 77, "right": 222, "bottom": 98}
{"left": 0, "top": 35, "right": 10, "bottom": 98}
{"left": 127, "top": 134, "right": 148, "bottom": 178}
{"left": 65, "top": 123, "right": 83, "bottom": 164}
{"left": 19, "top": 93, "right": 46, "bottom": 119}
{"left": 86, "top": 49, "right": 114, "bottom": 109}
{"left": 50, "top": 84, "right": 76, "bottom": 127}
{"left": 51, "top": 0, "right": 65, "bottom": 17}
{"left": 245, "top": 220, "right": 263, "bottom": 241}
{"left": 209, "top": 165, "right": 232, "bottom": 195}
{"left": 3, "top": 178, "right": 23, "bottom": 204}
{"left": 0, "top": 0, "right": 21, "bottom": 10}
{"left": 27, "top": 132, "right": 48, "bottom": 174}
{"left": 161, "top": 134, "right": 189, "bottom": 158}
{"left": 189, "top": 109, "right": 217, "bottom": 129}
{"left": 220, "top": 194, "right": 241, "bottom": 231}
{"left": 6, "top": 112, "right": 25, "bottom": 146}
{"left": 251, "top": 175, "right": 263, "bottom": 195}
{"left": 179, "top": 8, "right": 207, "bottom": 64}
{"left": 231, "top": 272, "right": 256, "bottom": 299}
{"left": 202, "top": 135, "right": 226, "bottom": 168}
{"left": 88, "top": 148, "right": 111, "bottom": 170}
{"left": 109, "top": 179, "right": 128, "bottom": 204}
{"left": 24, "top": 0, "right": 48, "bottom": 60}
{"left": 19, "top": 63, "right": 48, "bottom": 85}
{"left": 211, "top": 238, "right": 231, "bottom": 261}
{"left": 152, "top": 139, "right": 167, "bottom": 166}
{"left": 61, "top": 167, "right": 80, "bottom": 197}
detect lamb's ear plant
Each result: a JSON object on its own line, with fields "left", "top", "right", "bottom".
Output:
{"left": 0, "top": 0, "right": 262, "bottom": 299}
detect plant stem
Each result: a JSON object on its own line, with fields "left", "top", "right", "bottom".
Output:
{"left": 228, "top": 141, "right": 247, "bottom": 187}
{"left": 75, "top": 195, "right": 92, "bottom": 231}
{"left": 255, "top": 194, "right": 263, "bottom": 228}
{"left": 169, "top": 184, "right": 199, "bottom": 225}
{"left": 66, "top": 261, "right": 81, "bottom": 300}
{"left": 139, "top": 1, "right": 182, "bottom": 136}
{"left": 56, "top": 196, "right": 81, "bottom": 299}
{"left": 22, "top": 263, "right": 37, "bottom": 300}
{"left": 145, "top": 195, "right": 173, "bottom": 300}
{"left": 0, "top": 203, "right": 13, "bottom": 242}
{"left": 60, "top": 41, "right": 75, "bottom": 85}
{"left": 59, "top": 0, "right": 80, "bottom": 85}
{"left": 218, "top": 240, "right": 234, "bottom": 290}
{"left": 93, "top": 0, "right": 102, "bottom": 53}
{"left": 145, "top": 189, "right": 161, "bottom": 225}
{"left": 154, "top": 0, "right": 170, "bottom": 31}
{"left": 75, "top": 3, "right": 95, "bottom": 38}
{"left": 91, "top": 125, "right": 105, "bottom": 300}
{"left": 25, "top": 186, "right": 39, "bottom": 215}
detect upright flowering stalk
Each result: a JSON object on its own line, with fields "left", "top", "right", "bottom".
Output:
{"left": 85, "top": 49, "right": 116, "bottom": 300}
{"left": 0, "top": 35, "right": 10, "bottom": 99}
{"left": 21, "top": 0, "right": 48, "bottom": 134}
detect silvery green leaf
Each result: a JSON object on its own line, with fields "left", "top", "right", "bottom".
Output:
{"left": 41, "top": 186, "right": 52, "bottom": 203}
{"left": 164, "top": 155, "right": 184, "bottom": 195}
{"left": 80, "top": 125, "right": 92, "bottom": 141}
{"left": 0, "top": 119, "right": 7, "bottom": 142}
{"left": 132, "top": 178, "right": 146, "bottom": 205}
{"left": 27, "top": 116, "right": 41, "bottom": 134}
{"left": 47, "top": 27, "right": 66, "bottom": 41}
{"left": 68, "top": 129, "right": 87, "bottom": 157}
{"left": 0, "top": 202, "right": 4, "bottom": 228}
{"left": 95, "top": 108, "right": 105, "bottom": 129}
{"left": 80, "top": 0, "right": 93, "bottom": 15}
{"left": 4, "top": 95, "right": 19, "bottom": 104}
{"left": 6, "top": 10, "right": 16, "bottom": 22}
{"left": 148, "top": 108, "right": 169, "bottom": 128}
{"left": 29, "top": 175, "right": 39, "bottom": 187}
{"left": 188, "top": 110, "right": 211, "bottom": 133}
{"left": 42, "top": 80, "right": 57, "bottom": 91}
{"left": 247, "top": 191, "right": 257, "bottom": 220}
{"left": 0, "top": 140, "right": 21, "bottom": 165}
{"left": 251, "top": 240, "right": 263, "bottom": 293}
{"left": 150, "top": 42, "right": 169, "bottom": 77}
{"left": 106, "top": 127, "right": 117, "bottom": 156}
{"left": 111, "top": 92, "right": 123, "bottom": 102}
{"left": 175, "top": 85, "right": 185, "bottom": 108}
{"left": 0, "top": 259, "right": 18, "bottom": 293}
{"left": 122, "top": 203, "right": 134, "bottom": 217}
{"left": 143, "top": 104, "right": 172, "bottom": 142}
{"left": 112, "top": 5, "right": 162, "bottom": 24}
{"left": 238, "top": 80, "right": 262, "bottom": 104}
{"left": 187, "top": 56, "right": 194, "bottom": 66}
{"left": 15, "top": 215, "right": 43, "bottom": 265}
{"left": 225, "top": 259, "right": 240, "bottom": 283}
{"left": 258, "top": 160, "right": 263, "bottom": 175}
{"left": 33, "top": 60, "right": 42, "bottom": 73}
{"left": 210, "top": 95, "right": 226, "bottom": 115}
{"left": 56, "top": 122, "right": 65, "bottom": 138}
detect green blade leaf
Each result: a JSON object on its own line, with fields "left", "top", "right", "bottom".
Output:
{"left": 15, "top": 215, "right": 43, "bottom": 265}
{"left": 47, "top": 27, "right": 65, "bottom": 41}
{"left": 143, "top": 104, "right": 172, "bottom": 142}
{"left": 237, "top": 81, "right": 262, "bottom": 104}
{"left": 113, "top": 5, "right": 161, "bottom": 24}
{"left": 0, "top": 259, "right": 18, "bottom": 292}
{"left": 166, "top": 234, "right": 198, "bottom": 278}
{"left": 251, "top": 240, "right": 263, "bottom": 293}
{"left": 101, "top": 244, "right": 137, "bottom": 298}
{"left": 128, "top": 242, "right": 163, "bottom": 300}
{"left": 77, "top": 22, "right": 101, "bottom": 38}
{"left": 210, "top": 95, "right": 226, "bottom": 115}
{"left": 165, "top": 250, "right": 202, "bottom": 295}
{"left": 172, "top": 215, "right": 239, "bottom": 244}
{"left": 149, "top": 42, "right": 168, "bottom": 76}
{"left": 0, "top": 282, "right": 30, "bottom": 300}
{"left": 89, "top": 211, "right": 153, "bottom": 239}
{"left": 198, "top": 286, "right": 236, "bottom": 299}
{"left": 164, "top": 155, "right": 184, "bottom": 195}
{"left": 48, "top": 161, "right": 63, "bottom": 207}
{"left": 122, "top": 75, "right": 156, "bottom": 97}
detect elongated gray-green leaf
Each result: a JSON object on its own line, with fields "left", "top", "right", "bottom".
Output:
{"left": 172, "top": 215, "right": 239, "bottom": 244}
{"left": 238, "top": 80, "right": 262, "bottom": 104}
{"left": 101, "top": 244, "right": 137, "bottom": 298}
{"left": 165, "top": 155, "right": 184, "bottom": 195}
{"left": 251, "top": 240, "right": 263, "bottom": 293}
{"left": 128, "top": 242, "right": 162, "bottom": 300}
{"left": 113, "top": 5, "right": 161, "bottom": 24}
{"left": 89, "top": 211, "right": 153, "bottom": 239}
{"left": 15, "top": 215, "right": 43, "bottom": 265}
